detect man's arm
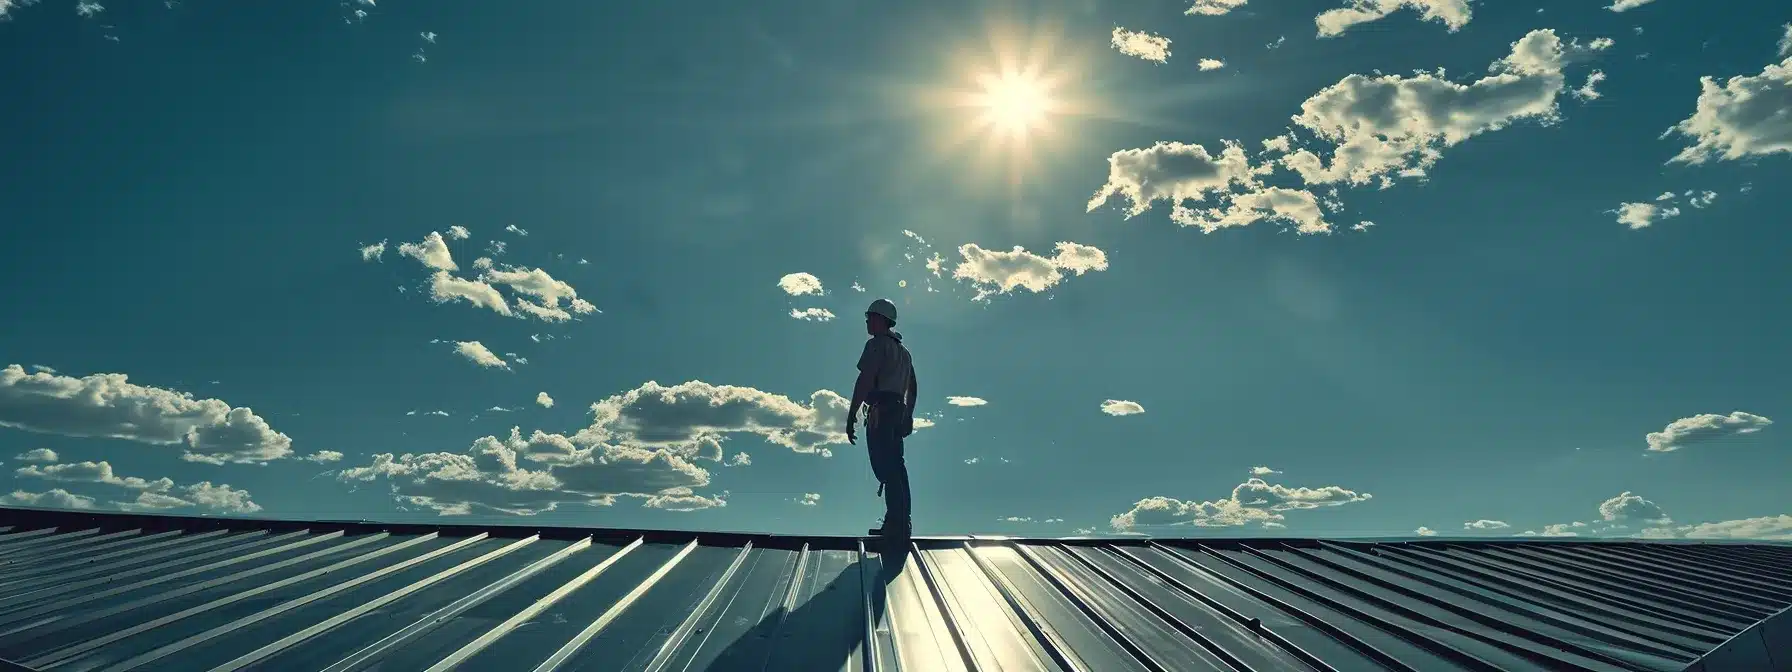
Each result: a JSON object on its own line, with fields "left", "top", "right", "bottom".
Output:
{"left": 906, "top": 367, "right": 918, "bottom": 414}
{"left": 848, "top": 339, "right": 883, "bottom": 429}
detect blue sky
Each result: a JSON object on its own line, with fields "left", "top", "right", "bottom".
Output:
{"left": 2, "top": 0, "right": 1789, "bottom": 540}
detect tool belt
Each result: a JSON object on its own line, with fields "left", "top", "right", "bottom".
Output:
{"left": 866, "top": 391, "right": 913, "bottom": 438}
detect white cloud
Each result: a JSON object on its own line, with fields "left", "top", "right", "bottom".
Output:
{"left": 453, "top": 341, "right": 510, "bottom": 369}
{"left": 14, "top": 460, "right": 261, "bottom": 514}
{"left": 428, "top": 271, "right": 511, "bottom": 316}
{"left": 1687, "top": 190, "right": 1718, "bottom": 208}
{"left": 1316, "top": 0, "right": 1472, "bottom": 38}
{"left": 725, "top": 452, "right": 751, "bottom": 466}
{"left": 790, "top": 308, "right": 835, "bottom": 322}
{"left": 304, "top": 450, "right": 344, "bottom": 463}
{"left": 15, "top": 448, "right": 57, "bottom": 463}
{"left": 488, "top": 240, "right": 507, "bottom": 255}
{"left": 1111, "top": 27, "right": 1171, "bottom": 63}
{"left": 947, "top": 396, "right": 987, "bottom": 407}
{"left": 75, "top": 1, "right": 101, "bottom": 18}
{"left": 1415, "top": 526, "right": 1437, "bottom": 536}
{"left": 359, "top": 240, "right": 387, "bottom": 262}
{"left": 951, "top": 242, "right": 1109, "bottom": 300}
{"left": 5, "top": 489, "right": 96, "bottom": 510}
{"left": 642, "top": 487, "right": 725, "bottom": 511}
{"left": 573, "top": 381, "right": 853, "bottom": 459}
{"left": 536, "top": 392, "right": 554, "bottom": 408}
{"left": 16, "top": 461, "right": 175, "bottom": 491}
{"left": 1572, "top": 70, "right": 1606, "bottom": 101}
{"left": 1100, "top": 400, "right": 1145, "bottom": 416}
{"left": 1198, "top": 58, "right": 1225, "bottom": 71}
{"left": 1665, "top": 54, "right": 1792, "bottom": 164}
{"left": 1675, "top": 515, "right": 1792, "bottom": 540}
{"left": 1598, "top": 491, "right": 1671, "bottom": 525}
{"left": 1112, "top": 477, "right": 1372, "bottom": 530}
{"left": 447, "top": 225, "right": 470, "bottom": 240}
{"left": 427, "top": 410, "right": 449, "bottom": 417}
{"left": 420, "top": 31, "right": 437, "bottom": 44}
{"left": 1609, "top": 202, "right": 1681, "bottom": 229}
{"left": 339, "top": 426, "right": 712, "bottom": 516}
{"left": 1780, "top": 24, "right": 1792, "bottom": 58}
{"left": 1463, "top": 519, "right": 1511, "bottom": 530}
{"left": 1186, "top": 0, "right": 1247, "bottom": 16}
{"left": 504, "top": 224, "right": 529, "bottom": 237}
{"left": 778, "top": 272, "right": 824, "bottom": 296}
{"left": 1352, "top": 220, "right": 1375, "bottom": 232}
{"left": 0, "top": 364, "right": 293, "bottom": 464}
{"left": 472, "top": 257, "right": 493, "bottom": 270}
{"left": 398, "top": 231, "right": 457, "bottom": 272}
{"left": 1646, "top": 411, "right": 1771, "bottom": 452}
{"left": 798, "top": 493, "right": 821, "bottom": 506}
{"left": 1537, "top": 521, "right": 1587, "bottom": 537}
{"left": 179, "top": 481, "right": 263, "bottom": 514}
{"left": 1282, "top": 30, "right": 1610, "bottom": 189}
{"left": 480, "top": 265, "right": 598, "bottom": 322}
{"left": 1606, "top": 0, "right": 1658, "bottom": 11}
{"left": 1249, "top": 466, "right": 1281, "bottom": 476}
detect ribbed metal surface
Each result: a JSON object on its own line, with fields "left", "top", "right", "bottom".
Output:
{"left": 0, "top": 509, "right": 1787, "bottom": 671}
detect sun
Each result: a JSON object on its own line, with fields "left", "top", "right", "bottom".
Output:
{"left": 970, "top": 71, "right": 1057, "bottom": 138}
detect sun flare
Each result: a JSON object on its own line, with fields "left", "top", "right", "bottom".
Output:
{"left": 972, "top": 71, "right": 1056, "bottom": 137}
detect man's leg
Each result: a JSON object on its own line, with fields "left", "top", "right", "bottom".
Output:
{"left": 867, "top": 414, "right": 911, "bottom": 532}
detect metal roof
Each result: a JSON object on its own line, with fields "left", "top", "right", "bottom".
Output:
{"left": 0, "top": 507, "right": 1787, "bottom": 671}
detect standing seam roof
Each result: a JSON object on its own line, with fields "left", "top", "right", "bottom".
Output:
{"left": 0, "top": 507, "right": 1786, "bottom": 671}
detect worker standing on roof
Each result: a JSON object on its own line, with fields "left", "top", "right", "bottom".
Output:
{"left": 846, "top": 298, "right": 917, "bottom": 538}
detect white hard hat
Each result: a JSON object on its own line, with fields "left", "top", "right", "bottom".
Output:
{"left": 866, "top": 298, "right": 898, "bottom": 324}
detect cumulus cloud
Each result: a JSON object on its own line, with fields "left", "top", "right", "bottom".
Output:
{"left": 1671, "top": 515, "right": 1792, "bottom": 540}
{"left": 642, "top": 487, "right": 725, "bottom": 511}
{"left": 1198, "top": 59, "right": 1225, "bottom": 71}
{"left": 398, "top": 231, "right": 457, "bottom": 272}
{"left": 14, "top": 460, "right": 261, "bottom": 514}
{"left": 1415, "top": 526, "right": 1437, "bottom": 536}
{"left": 1111, "top": 28, "right": 1171, "bottom": 63}
{"left": 428, "top": 271, "right": 511, "bottom": 316}
{"left": 1664, "top": 53, "right": 1792, "bottom": 164}
{"left": 1609, "top": 202, "right": 1681, "bottom": 229}
{"left": 304, "top": 450, "right": 344, "bottom": 463}
{"left": 480, "top": 265, "right": 598, "bottom": 322}
{"left": 5, "top": 489, "right": 96, "bottom": 510}
{"left": 1111, "top": 477, "right": 1372, "bottom": 530}
{"left": 0, "top": 364, "right": 293, "bottom": 464}
{"left": 1646, "top": 411, "right": 1772, "bottom": 452}
{"left": 359, "top": 240, "right": 387, "bottom": 262}
{"left": 1249, "top": 466, "right": 1281, "bottom": 476}
{"left": 15, "top": 448, "right": 57, "bottom": 463}
{"left": 1282, "top": 29, "right": 1611, "bottom": 189}
{"left": 536, "top": 392, "right": 554, "bottom": 408}
{"left": 472, "top": 257, "right": 493, "bottom": 270}
{"left": 1598, "top": 491, "right": 1671, "bottom": 525}
{"left": 1186, "top": 0, "right": 1248, "bottom": 16}
{"left": 1780, "top": 24, "right": 1792, "bottom": 58}
{"left": 1606, "top": 0, "right": 1658, "bottom": 11}
{"left": 725, "top": 452, "right": 751, "bottom": 466}
{"left": 1101, "top": 400, "right": 1145, "bottom": 416}
{"left": 947, "top": 396, "right": 987, "bottom": 407}
{"left": 573, "top": 381, "right": 854, "bottom": 459}
{"left": 1572, "top": 70, "right": 1607, "bottom": 101}
{"left": 339, "top": 425, "right": 712, "bottom": 516}
{"left": 447, "top": 225, "right": 470, "bottom": 240}
{"left": 1087, "top": 140, "right": 1330, "bottom": 234}
{"left": 778, "top": 273, "right": 825, "bottom": 296}
{"left": 1315, "top": 0, "right": 1472, "bottom": 38}
{"left": 504, "top": 224, "right": 528, "bottom": 237}
{"left": 951, "top": 242, "right": 1109, "bottom": 300}
{"left": 790, "top": 308, "right": 835, "bottom": 322}
{"left": 453, "top": 341, "right": 510, "bottom": 369}
{"left": 1464, "top": 519, "right": 1511, "bottom": 530}
{"left": 798, "top": 493, "right": 821, "bottom": 506}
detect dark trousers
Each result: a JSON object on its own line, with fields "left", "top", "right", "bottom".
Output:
{"left": 867, "top": 402, "right": 911, "bottom": 526}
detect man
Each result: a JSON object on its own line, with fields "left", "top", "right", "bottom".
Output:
{"left": 846, "top": 298, "right": 917, "bottom": 538}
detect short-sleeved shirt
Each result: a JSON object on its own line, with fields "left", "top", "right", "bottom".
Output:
{"left": 857, "top": 333, "right": 913, "bottom": 399}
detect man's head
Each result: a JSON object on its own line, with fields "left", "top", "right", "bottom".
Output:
{"left": 864, "top": 298, "right": 898, "bottom": 335}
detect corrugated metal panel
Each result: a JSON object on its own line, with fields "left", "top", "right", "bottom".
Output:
{"left": 0, "top": 508, "right": 1787, "bottom": 671}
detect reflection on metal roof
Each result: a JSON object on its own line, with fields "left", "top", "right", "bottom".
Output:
{"left": 0, "top": 507, "right": 1787, "bottom": 671}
